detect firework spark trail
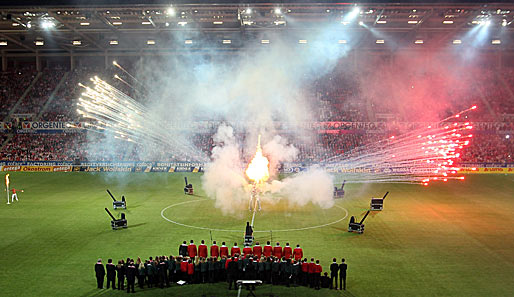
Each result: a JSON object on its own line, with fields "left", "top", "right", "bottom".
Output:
{"left": 323, "top": 107, "right": 476, "bottom": 185}
{"left": 76, "top": 77, "right": 208, "bottom": 162}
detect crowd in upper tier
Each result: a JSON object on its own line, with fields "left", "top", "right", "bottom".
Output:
{"left": 94, "top": 240, "right": 349, "bottom": 293}
{"left": 0, "top": 64, "right": 513, "bottom": 164}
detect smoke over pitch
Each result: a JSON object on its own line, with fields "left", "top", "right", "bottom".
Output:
{"left": 202, "top": 125, "right": 334, "bottom": 214}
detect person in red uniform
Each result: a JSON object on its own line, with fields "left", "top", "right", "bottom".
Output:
{"left": 283, "top": 243, "right": 292, "bottom": 260}
{"left": 314, "top": 260, "right": 322, "bottom": 290}
{"left": 263, "top": 241, "right": 272, "bottom": 258}
{"left": 253, "top": 242, "right": 262, "bottom": 258}
{"left": 220, "top": 242, "right": 229, "bottom": 258}
{"left": 180, "top": 258, "right": 188, "bottom": 281}
{"left": 10, "top": 188, "right": 23, "bottom": 203}
{"left": 188, "top": 240, "right": 197, "bottom": 260}
{"left": 293, "top": 244, "right": 303, "bottom": 261}
{"left": 242, "top": 244, "right": 252, "bottom": 257}
{"left": 301, "top": 258, "right": 309, "bottom": 286}
{"left": 230, "top": 242, "right": 240, "bottom": 257}
{"left": 187, "top": 259, "right": 194, "bottom": 283}
{"left": 272, "top": 242, "right": 282, "bottom": 259}
{"left": 198, "top": 240, "right": 208, "bottom": 259}
{"left": 308, "top": 258, "right": 316, "bottom": 288}
{"left": 210, "top": 241, "right": 220, "bottom": 258}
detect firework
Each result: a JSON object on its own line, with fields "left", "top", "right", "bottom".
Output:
{"left": 76, "top": 76, "right": 208, "bottom": 162}
{"left": 323, "top": 106, "right": 476, "bottom": 185}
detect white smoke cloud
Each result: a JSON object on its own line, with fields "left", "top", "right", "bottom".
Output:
{"left": 201, "top": 124, "right": 248, "bottom": 214}
{"left": 263, "top": 134, "right": 299, "bottom": 177}
{"left": 202, "top": 125, "right": 334, "bottom": 214}
{"left": 267, "top": 167, "right": 335, "bottom": 209}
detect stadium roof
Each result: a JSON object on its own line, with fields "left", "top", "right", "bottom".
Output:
{"left": 0, "top": 2, "right": 513, "bottom": 56}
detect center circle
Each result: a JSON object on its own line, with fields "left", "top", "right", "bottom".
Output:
{"left": 161, "top": 199, "right": 348, "bottom": 232}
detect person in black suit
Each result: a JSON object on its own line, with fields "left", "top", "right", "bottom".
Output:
{"left": 126, "top": 260, "right": 137, "bottom": 293}
{"left": 330, "top": 258, "right": 339, "bottom": 289}
{"left": 117, "top": 260, "right": 125, "bottom": 290}
{"left": 227, "top": 257, "right": 238, "bottom": 290}
{"left": 95, "top": 258, "right": 105, "bottom": 289}
{"left": 106, "top": 258, "right": 116, "bottom": 289}
{"left": 179, "top": 241, "right": 188, "bottom": 257}
{"left": 339, "top": 258, "right": 347, "bottom": 290}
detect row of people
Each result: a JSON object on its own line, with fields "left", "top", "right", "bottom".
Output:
{"left": 178, "top": 240, "right": 304, "bottom": 260}
{"left": 94, "top": 252, "right": 349, "bottom": 292}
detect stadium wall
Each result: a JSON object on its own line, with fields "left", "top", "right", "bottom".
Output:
{"left": 0, "top": 161, "right": 513, "bottom": 174}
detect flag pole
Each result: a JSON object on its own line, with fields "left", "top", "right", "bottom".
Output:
{"left": 6, "top": 174, "right": 10, "bottom": 205}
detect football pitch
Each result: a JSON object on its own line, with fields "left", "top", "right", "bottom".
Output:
{"left": 0, "top": 172, "right": 513, "bottom": 297}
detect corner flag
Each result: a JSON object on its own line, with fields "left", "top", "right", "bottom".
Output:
{"left": 5, "top": 174, "right": 10, "bottom": 205}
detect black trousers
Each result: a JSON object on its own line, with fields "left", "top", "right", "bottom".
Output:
{"left": 96, "top": 276, "right": 104, "bottom": 289}
{"left": 127, "top": 280, "right": 135, "bottom": 293}
{"left": 228, "top": 274, "right": 236, "bottom": 290}
{"left": 137, "top": 275, "right": 144, "bottom": 288}
{"left": 107, "top": 276, "right": 116, "bottom": 289}
{"left": 339, "top": 274, "right": 346, "bottom": 290}
{"left": 117, "top": 277, "right": 124, "bottom": 290}
{"left": 330, "top": 273, "right": 337, "bottom": 289}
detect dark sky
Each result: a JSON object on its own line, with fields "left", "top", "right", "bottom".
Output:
{"left": 2, "top": 0, "right": 512, "bottom": 7}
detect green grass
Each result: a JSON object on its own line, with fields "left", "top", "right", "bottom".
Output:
{"left": 1, "top": 172, "right": 513, "bottom": 297}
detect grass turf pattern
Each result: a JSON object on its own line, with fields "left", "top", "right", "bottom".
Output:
{"left": 0, "top": 172, "right": 513, "bottom": 296}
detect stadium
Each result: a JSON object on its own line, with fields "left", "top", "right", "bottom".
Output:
{"left": 0, "top": 1, "right": 513, "bottom": 296}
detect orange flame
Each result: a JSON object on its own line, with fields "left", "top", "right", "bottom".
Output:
{"left": 245, "top": 135, "right": 270, "bottom": 183}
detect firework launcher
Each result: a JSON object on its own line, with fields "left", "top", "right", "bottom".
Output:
{"left": 244, "top": 221, "right": 254, "bottom": 246}
{"left": 348, "top": 210, "right": 370, "bottom": 234}
{"left": 105, "top": 207, "right": 127, "bottom": 230}
{"left": 370, "top": 191, "right": 389, "bottom": 211}
{"left": 184, "top": 177, "right": 194, "bottom": 195}
{"left": 334, "top": 180, "right": 346, "bottom": 198}
{"left": 107, "top": 189, "right": 126, "bottom": 209}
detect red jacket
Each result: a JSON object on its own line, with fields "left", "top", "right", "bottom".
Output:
{"left": 301, "top": 262, "right": 309, "bottom": 273}
{"left": 293, "top": 248, "right": 303, "bottom": 261}
{"left": 180, "top": 261, "right": 188, "bottom": 272}
{"left": 198, "top": 244, "right": 208, "bottom": 258}
{"left": 315, "top": 264, "right": 322, "bottom": 274}
{"left": 253, "top": 245, "right": 262, "bottom": 258}
{"left": 263, "top": 245, "right": 272, "bottom": 257}
{"left": 231, "top": 246, "right": 241, "bottom": 257}
{"left": 187, "top": 263, "right": 194, "bottom": 275}
{"left": 210, "top": 245, "right": 220, "bottom": 258}
{"left": 283, "top": 246, "right": 292, "bottom": 259}
{"left": 243, "top": 247, "right": 253, "bottom": 257}
{"left": 187, "top": 244, "right": 197, "bottom": 258}
{"left": 308, "top": 262, "right": 316, "bottom": 273}
{"left": 225, "top": 258, "right": 232, "bottom": 269}
{"left": 220, "top": 246, "right": 229, "bottom": 258}
{"left": 272, "top": 246, "right": 282, "bottom": 259}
